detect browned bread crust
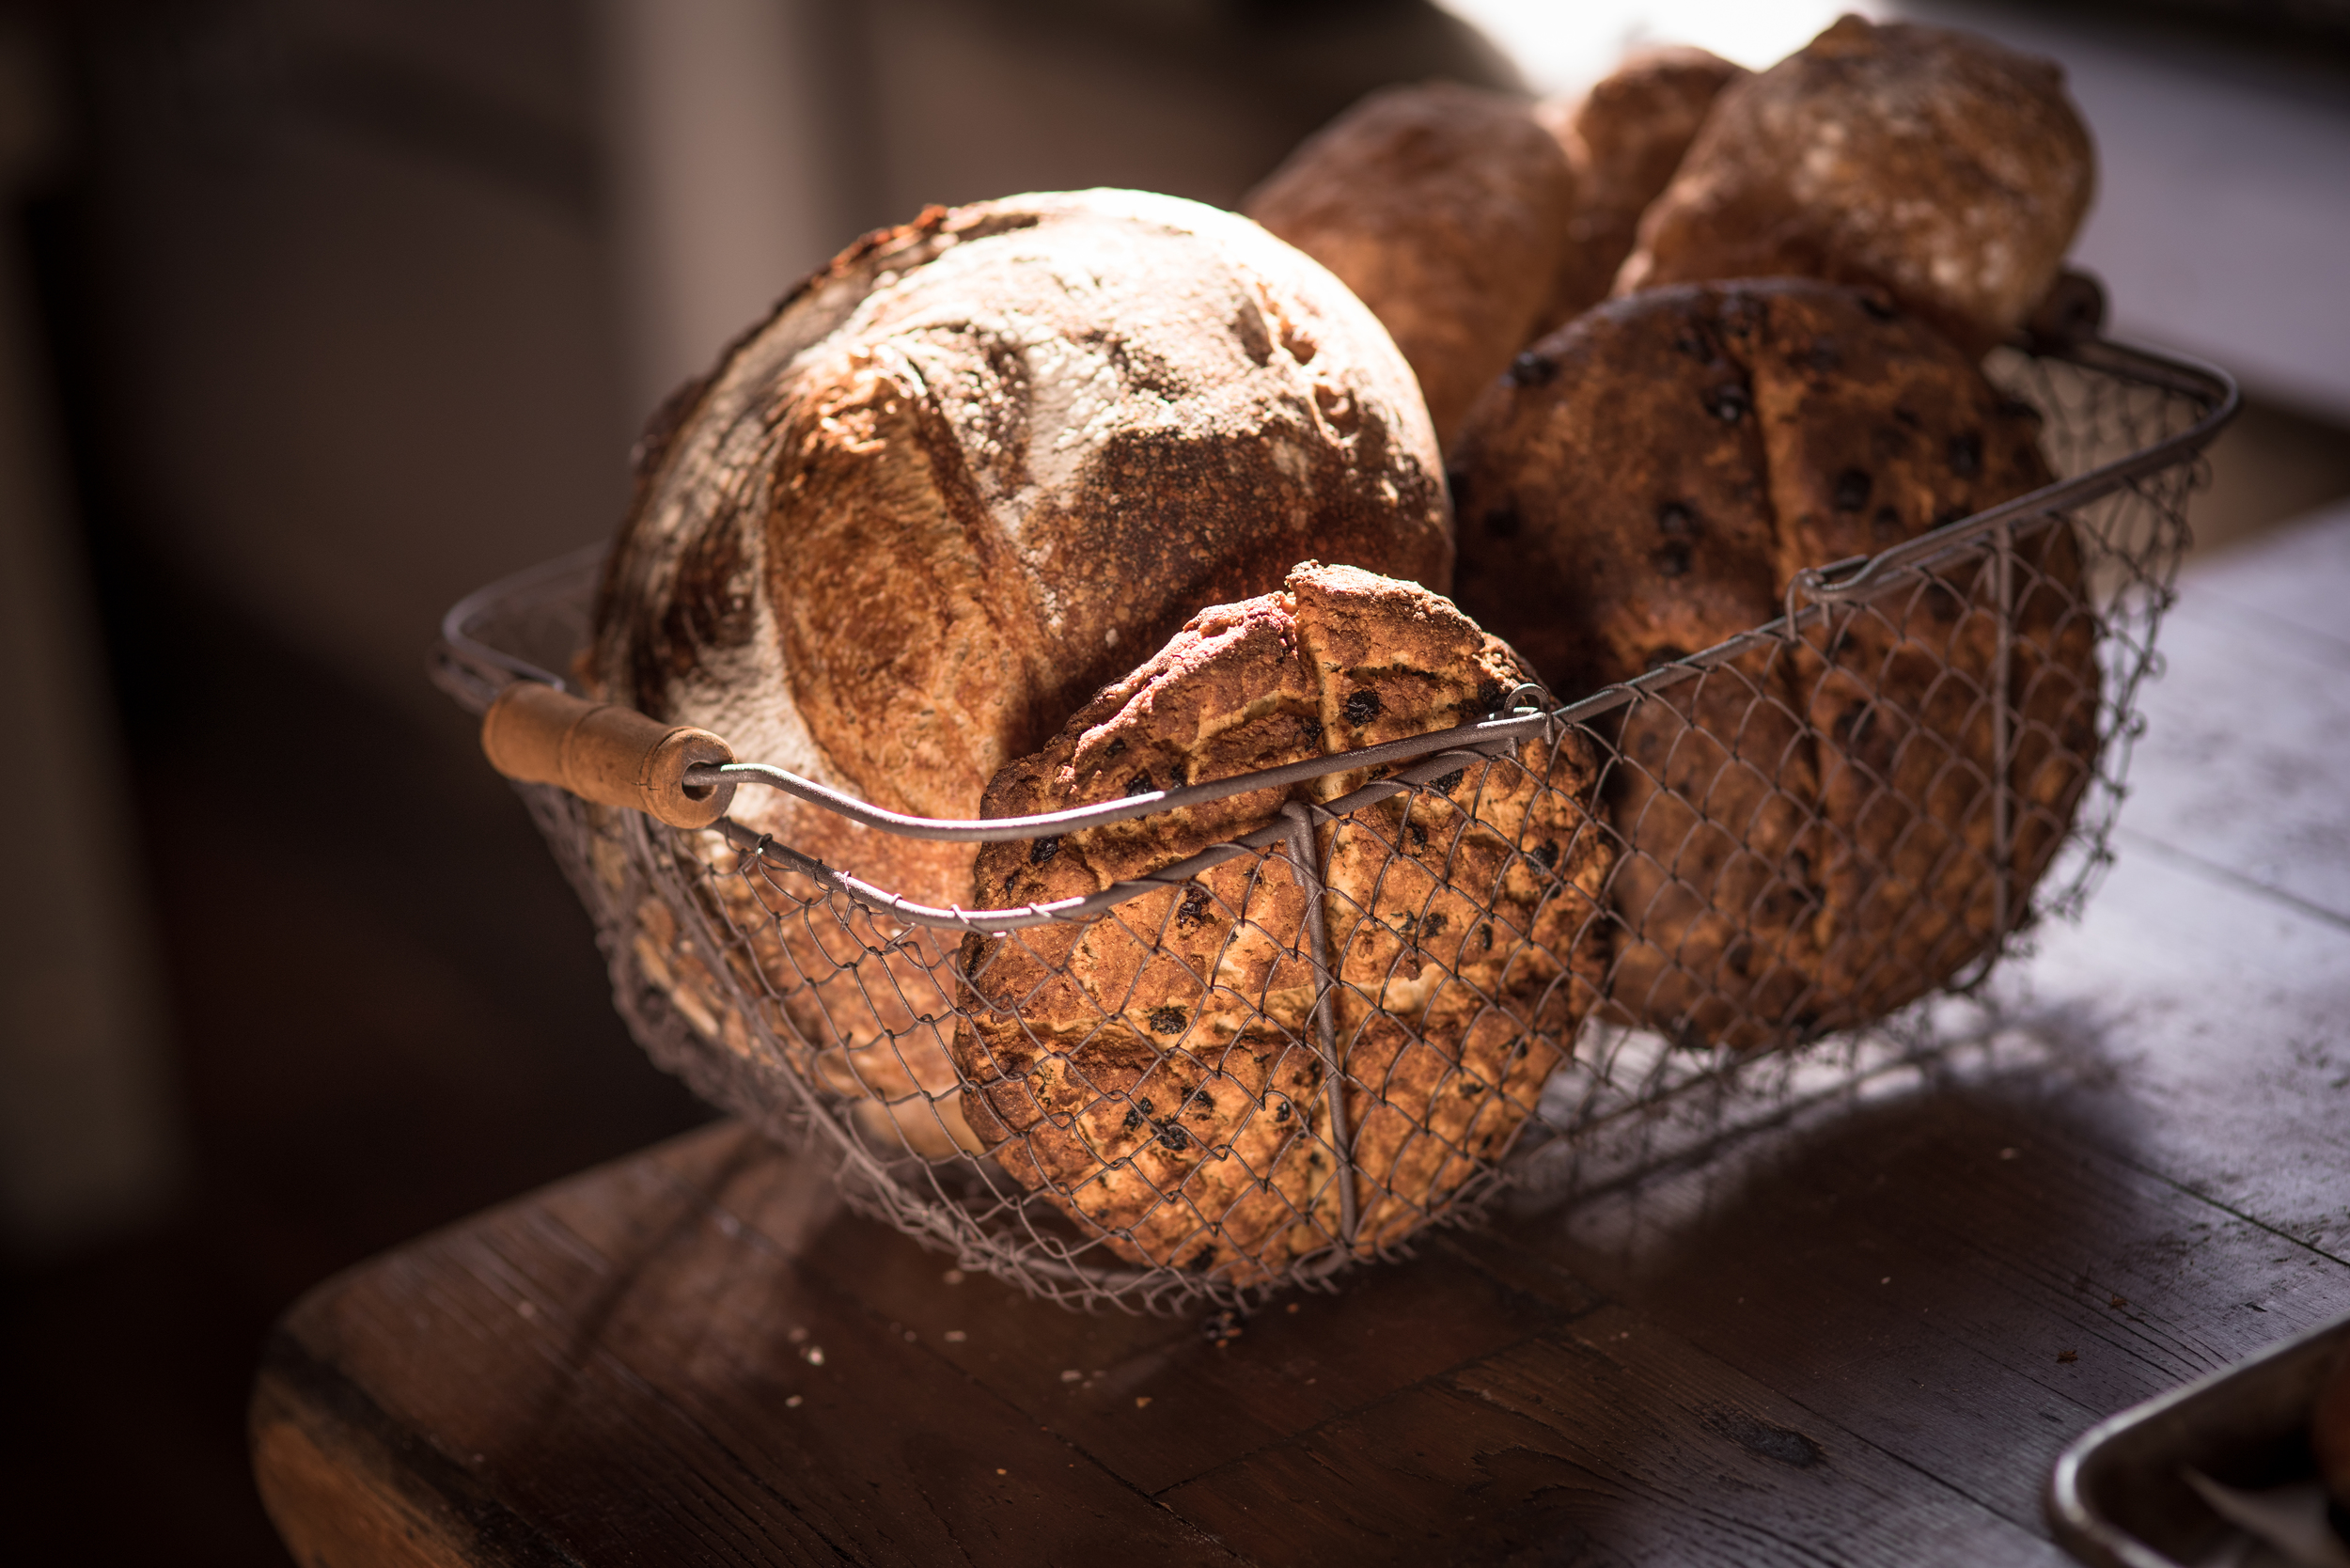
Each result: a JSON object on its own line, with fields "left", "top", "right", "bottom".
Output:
{"left": 955, "top": 564, "right": 1611, "bottom": 1283}
{"left": 1246, "top": 83, "right": 1576, "bottom": 448}
{"left": 1449, "top": 279, "right": 2095, "bottom": 1048}
{"left": 1615, "top": 17, "right": 2094, "bottom": 356}
{"left": 1533, "top": 47, "right": 1747, "bottom": 335}
{"left": 588, "top": 191, "right": 1452, "bottom": 1151}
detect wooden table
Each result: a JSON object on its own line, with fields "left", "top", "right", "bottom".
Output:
{"left": 251, "top": 509, "right": 2350, "bottom": 1567}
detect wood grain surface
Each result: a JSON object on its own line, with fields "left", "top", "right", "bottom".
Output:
{"left": 252, "top": 507, "right": 2350, "bottom": 1566}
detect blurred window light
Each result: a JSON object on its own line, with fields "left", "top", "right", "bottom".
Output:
{"left": 1433, "top": 0, "right": 1884, "bottom": 93}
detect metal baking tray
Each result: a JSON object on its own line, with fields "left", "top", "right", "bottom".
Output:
{"left": 2048, "top": 1309, "right": 2350, "bottom": 1568}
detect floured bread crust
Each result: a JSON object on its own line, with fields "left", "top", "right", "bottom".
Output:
{"left": 1246, "top": 83, "right": 1576, "bottom": 448}
{"left": 954, "top": 564, "right": 1611, "bottom": 1284}
{"left": 588, "top": 192, "right": 1452, "bottom": 1152}
{"left": 1614, "top": 17, "right": 2093, "bottom": 356}
{"left": 1450, "top": 280, "right": 2095, "bottom": 1049}
{"left": 1533, "top": 46, "right": 1747, "bottom": 335}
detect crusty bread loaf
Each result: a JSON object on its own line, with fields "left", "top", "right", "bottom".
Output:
{"left": 588, "top": 191, "right": 1453, "bottom": 1152}
{"left": 1245, "top": 83, "right": 1576, "bottom": 448}
{"left": 1532, "top": 46, "right": 1747, "bottom": 334}
{"left": 1615, "top": 17, "right": 2094, "bottom": 356}
{"left": 1450, "top": 279, "right": 2095, "bottom": 1049}
{"left": 954, "top": 563, "right": 1610, "bottom": 1283}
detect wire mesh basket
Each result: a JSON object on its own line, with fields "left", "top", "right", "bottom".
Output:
{"left": 433, "top": 331, "right": 2235, "bottom": 1314}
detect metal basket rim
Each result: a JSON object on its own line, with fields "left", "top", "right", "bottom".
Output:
{"left": 429, "top": 332, "right": 2236, "bottom": 934}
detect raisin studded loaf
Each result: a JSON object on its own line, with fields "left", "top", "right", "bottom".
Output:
{"left": 1449, "top": 279, "right": 2097, "bottom": 1049}
{"left": 1245, "top": 83, "right": 1576, "bottom": 448}
{"left": 1532, "top": 46, "right": 1747, "bottom": 334}
{"left": 954, "top": 563, "right": 1611, "bottom": 1284}
{"left": 588, "top": 191, "right": 1452, "bottom": 1154}
{"left": 1616, "top": 16, "right": 2094, "bottom": 356}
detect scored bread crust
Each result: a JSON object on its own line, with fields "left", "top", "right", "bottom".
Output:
{"left": 1532, "top": 46, "right": 1747, "bottom": 336}
{"left": 954, "top": 564, "right": 1611, "bottom": 1284}
{"left": 1246, "top": 83, "right": 1577, "bottom": 449}
{"left": 587, "top": 191, "right": 1452, "bottom": 1153}
{"left": 1450, "top": 279, "right": 2096, "bottom": 1049}
{"left": 1614, "top": 17, "right": 2093, "bottom": 356}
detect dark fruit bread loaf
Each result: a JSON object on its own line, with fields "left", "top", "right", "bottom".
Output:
{"left": 1450, "top": 278, "right": 2094, "bottom": 1049}
{"left": 955, "top": 563, "right": 1611, "bottom": 1282}
{"left": 1616, "top": 16, "right": 2094, "bottom": 356}
{"left": 588, "top": 191, "right": 1451, "bottom": 1153}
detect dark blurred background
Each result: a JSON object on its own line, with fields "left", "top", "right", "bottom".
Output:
{"left": 0, "top": 1, "right": 2342, "bottom": 1561}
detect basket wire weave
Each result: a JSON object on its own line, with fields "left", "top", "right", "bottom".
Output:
{"left": 435, "top": 336, "right": 2235, "bottom": 1313}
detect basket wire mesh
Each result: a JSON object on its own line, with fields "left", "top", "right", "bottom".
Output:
{"left": 434, "top": 335, "right": 2235, "bottom": 1313}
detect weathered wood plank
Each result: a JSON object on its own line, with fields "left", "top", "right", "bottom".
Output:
{"left": 1161, "top": 1303, "right": 2065, "bottom": 1566}
{"left": 2174, "top": 502, "right": 2350, "bottom": 673}
{"left": 1505, "top": 1079, "right": 2350, "bottom": 1537}
{"left": 253, "top": 1357, "right": 514, "bottom": 1568}
{"left": 767, "top": 1181, "right": 1598, "bottom": 1497}
{"left": 2024, "top": 844, "right": 2350, "bottom": 1249}
{"left": 264, "top": 1122, "right": 1248, "bottom": 1568}
{"left": 2122, "top": 514, "right": 2350, "bottom": 924}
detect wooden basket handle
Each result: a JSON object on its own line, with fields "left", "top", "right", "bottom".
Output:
{"left": 480, "top": 682, "right": 737, "bottom": 829}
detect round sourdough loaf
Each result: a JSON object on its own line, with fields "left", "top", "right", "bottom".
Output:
{"left": 1245, "top": 83, "right": 1576, "bottom": 449}
{"left": 954, "top": 563, "right": 1610, "bottom": 1285}
{"left": 1533, "top": 46, "right": 1747, "bottom": 334}
{"left": 1449, "top": 279, "right": 2095, "bottom": 1049}
{"left": 1614, "top": 17, "right": 2093, "bottom": 357}
{"left": 588, "top": 191, "right": 1452, "bottom": 1155}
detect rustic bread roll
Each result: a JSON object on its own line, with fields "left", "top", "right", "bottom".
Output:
{"left": 1532, "top": 46, "right": 1747, "bottom": 333}
{"left": 954, "top": 563, "right": 1611, "bottom": 1284}
{"left": 588, "top": 191, "right": 1452, "bottom": 1154}
{"left": 1245, "top": 83, "right": 1576, "bottom": 449}
{"left": 1450, "top": 279, "right": 2095, "bottom": 1049}
{"left": 1614, "top": 17, "right": 2094, "bottom": 356}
